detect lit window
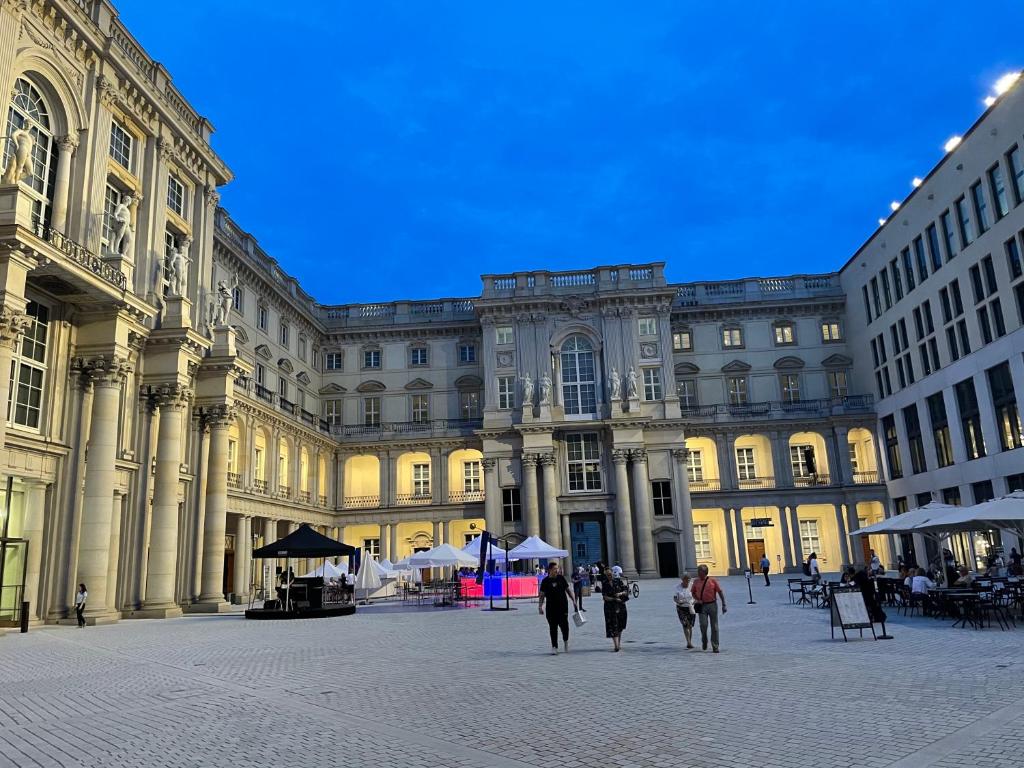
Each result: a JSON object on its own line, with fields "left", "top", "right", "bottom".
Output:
{"left": 672, "top": 330, "right": 692, "bottom": 351}
{"left": 109, "top": 120, "right": 133, "bottom": 170}
{"left": 410, "top": 347, "right": 428, "bottom": 366}
{"left": 828, "top": 370, "right": 848, "bottom": 399}
{"left": 774, "top": 323, "right": 794, "bottom": 345}
{"left": 166, "top": 174, "right": 185, "bottom": 217}
{"left": 722, "top": 327, "right": 743, "bottom": 348}
{"left": 497, "top": 376, "right": 515, "bottom": 410}
{"left": 638, "top": 317, "right": 657, "bottom": 337}
{"left": 363, "top": 349, "right": 381, "bottom": 369}
{"left": 686, "top": 450, "right": 703, "bottom": 482}
{"left": 735, "top": 447, "right": 757, "bottom": 480}
{"left": 412, "top": 463, "right": 431, "bottom": 497}
{"left": 459, "top": 390, "right": 481, "bottom": 419}
{"left": 363, "top": 396, "right": 381, "bottom": 427}
{"left": 411, "top": 394, "right": 430, "bottom": 423}
{"left": 459, "top": 343, "right": 476, "bottom": 364}
{"left": 566, "top": 433, "right": 602, "bottom": 491}
{"left": 496, "top": 326, "right": 513, "bottom": 345}
{"left": 463, "top": 461, "right": 482, "bottom": 493}
{"left": 693, "top": 524, "right": 712, "bottom": 559}
{"left": 8, "top": 301, "right": 49, "bottom": 429}
{"left": 324, "top": 352, "right": 343, "bottom": 370}
{"left": 821, "top": 321, "right": 842, "bottom": 342}
{"left": 560, "top": 335, "right": 597, "bottom": 415}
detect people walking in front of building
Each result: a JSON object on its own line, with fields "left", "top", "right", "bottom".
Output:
{"left": 602, "top": 566, "right": 629, "bottom": 652}
{"left": 673, "top": 573, "right": 696, "bottom": 649}
{"left": 571, "top": 567, "right": 586, "bottom": 611}
{"left": 869, "top": 549, "right": 883, "bottom": 575}
{"left": 759, "top": 554, "right": 771, "bottom": 586}
{"left": 807, "top": 553, "right": 821, "bottom": 584}
{"left": 691, "top": 565, "right": 726, "bottom": 653}
{"left": 74, "top": 583, "right": 87, "bottom": 628}
{"left": 538, "top": 562, "right": 575, "bottom": 654}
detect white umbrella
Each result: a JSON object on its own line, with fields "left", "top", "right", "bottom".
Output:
{"left": 509, "top": 535, "right": 569, "bottom": 559}
{"left": 379, "top": 558, "right": 394, "bottom": 571}
{"left": 354, "top": 553, "right": 383, "bottom": 592}
{"left": 851, "top": 502, "right": 960, "bottom": 536}
{"left": 914, "top": 491, "right": 1024, "bottom": 538}
{"left": 408, "top": 543, "right": 479, "bottom": 568}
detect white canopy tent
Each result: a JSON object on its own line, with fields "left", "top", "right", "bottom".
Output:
{"left": 408, "top": 543, "right": 479, "bottom": 568}
{"left": 301, "top": 560, "right": 345, "bottom": 580}
{"left": 462, "top": 535, "right": 513, "bottom": 561}
{"left": 509, "top": 535, "right": 569, "bottom": 560}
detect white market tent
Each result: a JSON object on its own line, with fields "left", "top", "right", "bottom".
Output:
{"left": 852, "top": 502, "right": 960, "bottom": 537}
{"left": 462, "top": 535, "right": 513, "bottom": 561}
{"left": 408, "top": 543, "right": 479, "bottom": 568}
{"left": 509, "top": 535, "right": 569, "bottom": 560}
{"left": 301, "top": 560, "right": 345, "bottom": 579}
{"left": 379, "top": 558, "right": 394, "bottom": 571}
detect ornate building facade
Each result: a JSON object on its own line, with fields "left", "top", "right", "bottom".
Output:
{"left": 33, "top": 0, "right": 1024, "bottom": 627}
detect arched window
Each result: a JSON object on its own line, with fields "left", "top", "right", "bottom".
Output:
{"left": 5, "top": 78, "right": 56, "bottom": 226}
{"left": 560, "top": 335, "right": 596, "bottom": 415}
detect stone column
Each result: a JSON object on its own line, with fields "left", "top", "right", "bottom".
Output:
{"left": 771, "top": 431, "right": 793, "bottom": 489}
{"left": 722, "top": 509, "right": 738, "bottom": 572}
{"left": 196, "top": 405, "right": 234, "bottom": 610}
{"left": 611, "top": 450, "right": 637, "bottom": 576}
{"left": 389, "top": 523, "right": 399, "bottom": 563}
{"left": 264, "top": 518, "right": 278, "bottom": 591}
{"left": 381, "top": 524, "right": 391, "bottom": 561}
{"left": 778, "top": 505, "right": 795, "bottom": 570}
{"left": 833, "top": 426, "right": 851, "bottom": 485}
{"left": 106, "top": 491, "right": 124, "bottom": 614}
{"left": 189, "top": 415, "right": 210, "bottom": 601}
{"left": 0, "top": 305, "right": 32, "bottom": 451}
{"left": 539, "top": 452, "right": 560, "bottom": 547}
{"left": 671, "top": 448, "right": 697, "bottom": 572}
{"left": 561, "top": 514, "right": 573, "bottom": 573}
{"left": 20, "top": 480, "right": 47, "bottom": 621}
{"left": 629, "top": 450, "right": 657, "bottom": 577}
{"left": 604, "top": 511, "right": 617, "bottom": 566}
{"left": 845, "top": 504, "right": 862, "bottom": 565}
{"left": 482, "top": 457, "right": 501, "bottom": 533}
{"left": 141, "top": 384, "right": 190, "bottom": 616}
{"left": 521, "top": 453, "right": 540, "bottom": 537}
{"left": 232, "top": 515, "right": 246, "bottom": 602}
{"left": 733, "top": 507, "right": 749, "bottom": 572}
{"left": 716, "top": 434, "right": 735, "bottom": 490}
{"left": 835, "top": 504, "right": 852, "bottom": 566}
{"left": 51, "top": 134, "right": 79, "bottom": 232}
{"left": 77, "top": 357, "right": 129, "bottom": 623}
{"left": 789, "top": 507, "right": 804, "bottom": 565}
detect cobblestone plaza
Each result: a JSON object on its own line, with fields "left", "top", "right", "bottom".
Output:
{"left": 2, "top": 577, "right": 1022, "bottom": 768}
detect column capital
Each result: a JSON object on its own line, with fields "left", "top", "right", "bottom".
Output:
{"left": 205, "top": 184, "right": 221, "bottom": 210}
{"left": 96, "top": 74, "right": 119, "bottom": 107}
{"left": 481, "top": 457, "right": 498, "bottom": 471}
{"left": 149, "top": 382, "right": 192, "bottom": 411}
{"left": 671, "top": 447, "right": 689, "bottom": 463}
{"left": 0, "top": 305, "right": 31, "bottom": 350}
{"left": 56, "top": 133, "right": 79, "bottom": 153}
{"left": 75, "top": 355, "right": 132, "bottom": 387}
{"left": 521, "top": 452, "right": 539, "bottom": 468}
{"left": 611, "top": 448, "right": 630, "bottom": 464}
{"left": 628, "top": 448, "right": 648, "bottom": 463}
{"left": 537, "top": 452, "right": 557, "bottom": 467}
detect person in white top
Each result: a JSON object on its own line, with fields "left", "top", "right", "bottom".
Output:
{"left": 808, "top": 553, "right": 821, "bottom": 584}
{"left": 74, "top": 583, "right": 88, "bottom": 628}
{"left": 673, "top": 574, "right": 697, "bottom": 649}
{"left": 909, "top": 569, "right": 936, "bottom": 594}
{"left": 869, "top": 549, "right": 883, "bottom": 575}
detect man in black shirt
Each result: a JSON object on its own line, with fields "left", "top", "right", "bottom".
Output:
{"left": 538, "top": 561, "right": 575, "bottom": 654}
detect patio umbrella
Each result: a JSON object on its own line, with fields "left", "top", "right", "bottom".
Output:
{"left": 851, "top": 502, "right": 960, "bottom": 536}
{"left": 914, "top": 491, "right": 1024, "bottom": 539}
{"left": 354, "top": 551, "right": 383, "bottom": 595}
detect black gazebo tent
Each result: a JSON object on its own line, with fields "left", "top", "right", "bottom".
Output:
{"left": 253, "top": 523, "right": 356, "bottom": 559}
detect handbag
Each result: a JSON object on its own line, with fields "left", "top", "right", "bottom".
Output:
{"left": 692, "top": 577, "right": 712, "bottom": 615}
{"left": 572, "top": 610, "right": 586, "bottom": 627}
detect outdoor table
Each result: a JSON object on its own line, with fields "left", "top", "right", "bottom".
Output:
{"left": 929, "top": 590, "right": 979, "bottom": 628}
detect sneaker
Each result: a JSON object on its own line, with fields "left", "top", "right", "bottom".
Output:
{"left": 551, "top": 648, "right": 558, "bottom": 655}
{"left": 713, "top": 648, "right": 720, "bottom": 653}
{"left": 702, "top": 642, "right": 708, "bottom": 651}
{"left": 686, "top": 643, "right": 694, "bottom": 649}
{"left": 563, "top": 640, "right": 569, "bottom": 653}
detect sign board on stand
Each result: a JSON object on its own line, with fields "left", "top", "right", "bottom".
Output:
{"left": 749, "top": 517, "right": 773, "bottom": 528}
{"left": 830, "top": 586, "right": 877, "bottom": 641}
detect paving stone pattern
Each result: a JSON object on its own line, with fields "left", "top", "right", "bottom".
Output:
{"left": 1, "top": 576, "right": 1022, "bottom": 767}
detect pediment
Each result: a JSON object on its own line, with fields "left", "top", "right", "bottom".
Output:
{"left": 674, "top": 362, "right": 700, "bottom": 376}
{"left": 277, "top": 358, "right": 294, "bottom": 374}
{"left": 296, "top": 371, "right": 311, "bottom": 385}
{"left": 405, "top": 378, "right": 433, "bottom": 390}
{"left": 822, "top": 353, "right": 854, "bottom": 368}
{"left": 720, "top": 360, "right": 751, "bottom": 373}
{"left": 356, "top": 380, "right": 386, "bottom": 393}
{"left": 319, "top": 383, "right": 347, "bottom": 395}
{"left": 254, "top": 344, "right": 272, "bottom": 361}
{"left": 454, "top": 374, "right": 483, "bottom": 390}
{"left": 773, "top": 356, "right": 805, "bottom": 370}
{"left": 232, "top": 326, "right": 249, "bottom": 344}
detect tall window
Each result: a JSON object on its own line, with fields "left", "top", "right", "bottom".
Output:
{"left": 166, "top": 174, "right": 185, "bottom": 217}
{"left": 638, "top": 317, "right": 657, "bottom": 336}
{"left": 970, "top": 181, "right": 990, "bottom": 234}
{"left": 903, "top": 403, "right": 927, "bottom": 474}
{"left": 790, "top": 445, "right": 813, "bottom": 478}
{"left": 412, "top": 463, "right": 431, "bottom": 497}
{"left": 257, "top": 305, "right": 268, "bottom": 331}
{"left": 883, "top": 414, "right": 902, "bottom": 479}
{"left": 460, "top": 390, "right": 481, "bottom": 419}
{"left": 277, "top": 377, "right": 288, "bottom": 401}
{"left": 232, "top": 285, "right": 244, "bottom": 313}
{"left": 1006, "top": 237, "right": 1023, "bottom": 281}
{"left": 799, "top": 520, "right": 821, "bottom": 555}
{"left": 410, "top": 346, "right": 428, "bottom": 366}
{"left": 677, "top": 379, "right": 697, "bottom": 408}
{"left": 254, "top": 363, "right": 265, "bottom": 387}
{"left": 989, "top": 164, "right": 1010, "bottom": 219}
{"left": 651, "top": 481, "right": 672, "bottom": 516}
{"left": 463, "top": 460, "right": 482, "bottom": 493}
{"left": 940, "top": 210, "right": 957, "bottom": 260}
{"left": 458, "top": 343, "right": 476, "bottom": 364}
{"left": 955, "top": 196, "right": 973, "bottom": 247}
{"left": 686, "top": 450, "right": 704, "bottom": 482}
{"left": 560, "top": 335, "right": 597, "bottom": 415}
{"left": 774, "top": 323, "right": 795, "bottom": 345}
{"left": 363, "top": 349, "right": 381, "bottom": 369}
{"left": 279, "top": 322, "right": 289, "bottom": 348}
{"left": 954, "top": 378, "right": 985, "bottom": 460}
{"left": 987, "top": 362, "right": 1023, "bottom": 451}
{"left": 780, "top": 373, "right": 800, "bottom": 403}
{"left": 693, "top": 524, "right": 712, "bottom": 559}
{"left": 927, "top": 392, "right": 954, "bottom": 468}
{"left": 828, "top": 370, "right": 848, "bottom": 399}
{"left": 324, "top": 400, "right": 342, "bottom": 426}
{"left": 8, "top": 301, "right": 49, "bottom": 429}
{"left": 497, "top": 376, "right": 515, "bottom": 410}
{"left": 727, "top": 377, "right": 747, "bottom": 405}
{"left": 109, "top": 119, "right": 133, "bottom": 170}
{"left": 5, "top": 78, "right": 56, "bottom": 225}
{"left": 411, "top": 394, "right": 429, "bottom": 423}
{"left": 566, "top": 433, "right": 602, "bottom": 491}
{"left": 642, "top": 368, "right": 662, "bottom": 401}
{"left": 735, "top": 447, "right": 756, "bottom": 480}
{"left": 1008, "top": 146, "right": 1024, "bottom": 205}
{"left": 672, "top": 330, "right": 692, "bottom": 351}
{"left": 502, "top": 488, "right": 521, "bottom": 522}
{"left": 363, "top": 396, "right": 381, "bottom": 427}
{"left": 722, "top": 326, "right": 743, "bottom": 348}
{"left": 101, "top": 184, "right": 121, "bottom": 248}
{"left": 325, "top": 352, "right": 343, "bottom": 370}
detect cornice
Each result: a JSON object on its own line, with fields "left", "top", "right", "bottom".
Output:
{"left": 672, "top": 298, "right": 846, "bottom": 323}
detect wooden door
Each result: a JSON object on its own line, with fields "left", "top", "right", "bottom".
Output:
{"left": 223, "top": 552, "right": 235, "bottom": 595}
{"left": 860, "top": 536, "right": 872, "bottom": 565}
{"left": 747, "top": 540, "right": 766, "bottom": 570}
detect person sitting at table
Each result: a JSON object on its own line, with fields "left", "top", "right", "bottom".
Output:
{"left": 909, "top": 568, "right": 935, "bottom": 594}
{"left": 953, "top": 567, "right": 975, "bottom": 588}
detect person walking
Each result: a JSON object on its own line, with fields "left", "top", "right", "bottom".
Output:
{"left": 869, "top": 549, "right": 883, "bottom": 575}
{"left": 691, "top": 565, "right": 726, "bottom": 652}
{"left": 538, "top": 562, "right": 575, "bottom": 654}
{"left": 571, "top": 567, "right": 586, "bottom": 612}
{"left": 74, "top": 583, "right": 88, "bottom": 628}
{"left": 807, "top": 552, "right": 821, "bottom": 584}
{"left": 602, "top": 566, "right": 629, "bottom": 652}
{"left": 673, "top": 573, "right": 697, "bottom": 649}
{"left": 759, "top": 553, "right": 771, "bottom": 586}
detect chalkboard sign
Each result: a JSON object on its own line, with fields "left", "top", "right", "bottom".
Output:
{"left": 749, "top": 517, "right": 773, "bottom": 527}
{"left": 830, "top": 586, "right": 876, "bottom": 641}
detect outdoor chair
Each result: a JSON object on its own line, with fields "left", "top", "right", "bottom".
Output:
{"left": 898, "top": 586, "right": 923, "bottom": 617}
{"left": 787, "top": 578, "right": 806, "bottom": 605}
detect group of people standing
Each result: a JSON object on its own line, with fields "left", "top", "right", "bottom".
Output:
{"left": 538, "top": 562, "right": 727, "bottom": 654}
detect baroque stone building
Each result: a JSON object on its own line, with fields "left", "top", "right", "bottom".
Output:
{"left": 9, "top": 0, "right": 1022, "bottom": 627}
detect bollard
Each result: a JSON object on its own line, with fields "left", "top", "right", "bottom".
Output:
{"left": 20, "top": 601, "right": 29, "bottom": 633}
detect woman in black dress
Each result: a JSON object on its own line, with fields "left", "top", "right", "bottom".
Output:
{"left": 601, "top": 567, "right": 629, "bottom": 651}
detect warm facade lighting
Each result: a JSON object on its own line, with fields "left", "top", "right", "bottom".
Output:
{"left": 993, "top": 71, "right": 1021, "bottom": 96}
{"left": 944, "top": 136, "right": 962, "bottom": 152}
{"left": 878, "top": 218, "right": 887, "bottom": 226}
{"left": 912, "top": 177, "right": 923, "bottom": 187}
{"left": 984, "top": 95, "right": 997, "bottom": 107}
{"left": 889, "top": 201, "right": 900, "bottom": 212}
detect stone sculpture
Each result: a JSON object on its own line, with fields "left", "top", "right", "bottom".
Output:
{"left": 609, "top": 367, "right": 621, "bottom": 400}
{"left": 521, "top": 372, "right": 534, "bottom": 404}
{"left": 540, "top": 374, "right": 552, "bottom": 405}
{"left": 627, "top": 367, "right": 639, "bottom": 399}
{"left": 215, "top": 274, "right": 238, "bottom": 326}
{"left": 166, "top": 236, "right": 191, "bottom": 296}
{"left": 1, "top": 126, "right": 34, "bottom": 185}
{"left": 112, "top": 195, "right": 134, "bottom": 256}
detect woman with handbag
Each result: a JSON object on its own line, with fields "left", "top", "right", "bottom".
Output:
{"left": 673, "top": 573, "right": 697, "bottom": 649}
{"left": 602, "top": 567, "right": 629, "bottom": 652}
{"left": 690, "top": 565, "right": 726, "bottom": 653}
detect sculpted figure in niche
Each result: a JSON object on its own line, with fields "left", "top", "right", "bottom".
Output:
{"left": 112, "top": 194, "right": 135, "bottom": 256}
{"left": 166, "top": 236, "right": 192, "bottom": 296}
{"left": 1, "top": 126, "right": 34, "bottom": 185}
{"left": 521, "top": 372, "right": 534, "bottom": 405}
{"left": 215, "top": 274, "right": 238, "bottom": 326}
{"left": 609, "top": 367, "right": 621, "bottom": 400}
{"left": 540, "top": 373, "right": 552, "bottom": 405}
{"left": 627, "top": 367, "right": 639, "bottom": 399}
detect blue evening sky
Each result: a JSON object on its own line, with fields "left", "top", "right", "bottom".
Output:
{"left": 117, "top": 1, "right": 1024, "bottom": 305}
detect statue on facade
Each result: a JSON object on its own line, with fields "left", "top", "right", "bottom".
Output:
{"left": 112, "top": 194, "right": 134, "bottom": 256}
{"left": 540, "top": 373, "right": 552, "bottom": 405}
{"left": 166, "top": 236, "right": 192, "bottom": 296}
{"left": 521, "top": 372, "right": 534, "bottom": 405}
{"left": 609, "top": 367, "right": 621, "bottom": 400}
{"left": 1, "top": 126, "right": 34, "bottom": 185}
{"left": 215, "top": 274, "right": 238, "bottom": 326}
{"left": 626, "top": 367, "right": 639, "bottom": 399}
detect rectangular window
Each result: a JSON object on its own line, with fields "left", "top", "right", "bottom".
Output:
{"left": 890, "top": 259, "right": 904, "bottom": 301}
{"left": 913, "top": 237, "right": 928, "bottom": 283}
{"left": 566, "top": 433, "right": 602, "bottom": 491}
{"left": 412, "top": 462, "right": 431, "bottom": 497}
{"left": 496, "top": 326, "right": 514, "bottom": 345}
{"left": 463, "top": 460, "right": 482, "bottom": 493}
{"left": 638, "top": 317, "right": 657, "bottom": 336}
{"left": 686, "top": 450, "right": 704, "bottom": 483}
{"left": 363, "top": 538, "right": 380, "bottom": 558}
{"left": 296, "top": 336, "right": 307, "bottom": 362}
{"left": 652, "top": 481, "right": 672, "bottom": 516}
{"left": 459, "top": 390, "right": 481, "bottom": 419}
{"left": 727, "top": 376, "right": 747, "bottom": 405}
{"left": 942, "top": 486, "right": 962, "bottom": 506}
{"left": 167, "top": 175, "right": 185, "bottom": 217}
{"left": 940, "top": 210, "right": 957, "bottom": 260}
{"left": 924, "top": 224, "right": 941, "bottom": 273}
{"left": 325, "top": 352, "right": 343, "bottom": 370}
{"left": 989, "top": 164, "right": 1010, "bottom": 219}
{"left": 277, "top": 377, "right": 288, "bottom": 401}
{"left": 502, "top": 488, "right": 521, "bottom": 522}
{"left": 972, "top": 480, "right": 994, "bottom": 505}
{"left": 672, "top": 330, "right": 692, "bottom": 351}
{"left": 987, "top": 361, "right": 1023, "bottom": 451}
{"left": 363, "top": 349, "right": 381, "bottom": 369}
{"left": 901, "top": 248, "right": 916, "bottom": 291}
{"left": 232, "top": 285, "right": 243, "bottom": 314}
{"left": 642, "top": 367, "right": 662, "bottom": 401}
{"left": 254, "top": 363, "right": 265, "bottom": 387}
{"left": 101, "top": 184, "right": 120, "bottom": 248}
{"left": 1006, "top": 236, "right": 1023, "bottom": 280}
{"left": 1008, "top": 146, "right": 1024, "bottom": 205}
{"left": 458, "top": 343, "right": 476, "bottom": 364}
{"left": 780, "top": 373, "right": 800, "bottom": 403}
{"left": 955, "top": 196, "right": 974, "bottom": 247}
{"left": 790, "top": 445, "right": 814, "bottom": 478}
{"left": 903, "top": 403, "right": 927, "bottom": 474}
{"left": 109, "top": 120, "right": 133, "bottom": 169}
{"left": 982, "top": 255, "right": 998, "bottom": 296}
{"left": 257, "top": 305, "right": 268, "bottom": 331}
{"left": 957, "top": 319, "right": 971, "bottom": 355}
{"left": 880, "top": 270, "right": 892, "bottom": 309}
{"left": 939, "top": 287, "right": 952, "bottom": 324}
{"left": 411, "top": 394, "right": 429, "bottom": 423}
{"left": 324, "top": 400, "right": 342, "bottom": 426}
{"left": 735, "top": 447, "right": 757, "bottom": 480}
{"left": 799, "top": 520, "right": 821, "bottom": 557}
{"left": 954, "top": 377, "right": 986, "bottom": 459}
{"left": 279, "top": 322, "right": 289, "bottom": 348}
{"left": 774, "top": 323, "right": 795, "bottom": 345}
{"left": 677, "top": 379, "right": 697, "bottom": 408}
{"left": 927, "top": 392, "right": 953, "bottom": 468}
{"left": 913, "top": 307, "right": 924, "bottom": 341}
{"left": 828, "top": 370, "right": 848, "bottom": 399}
{"left": 870, "top": 277, "right": 882, "bottom": 317}
{"left": 951, "top": 279, "right": 964, "bottom": 316}
{"left": 363, "top": 396, "right": 380, "bottom": 427}
{"left": 693, "top": 524, "right": 712, "bottom": 559}
{"left": 722, "top": 327, "right": 743, "bottom": 348}
{"left": 410, "top": 347, "right": 428, "bottom": 366}
{"left": 8, "top": 301, "right": 49, "bottom": 429}
{"left": 991, "top": 298, "right": 1006, "bottom": 338}
{"left": 497, "top": 375, "right": 515, "bottom": 410}
{"left": 821, "top": 320, "right": 842, "bottom": 342}
{"left": 863, "top": 285, "right": 873, "bottom": 322}
{"left": 971, "top": 181, "right": 990, "bottom": 234}
{"left": 883, "top": 414, "right": 902, "bottom": 479}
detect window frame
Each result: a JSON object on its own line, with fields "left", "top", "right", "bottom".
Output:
{"left": 565, "top": 432, "right": 603, "bottom": 492}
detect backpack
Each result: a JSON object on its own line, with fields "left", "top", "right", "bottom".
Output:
{"left": 802, "top": 561, "right": 811, "bottom": 576}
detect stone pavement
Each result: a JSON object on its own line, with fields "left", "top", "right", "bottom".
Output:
{"left": 1, "top": 576, "right": 1022, "bottom": 768}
